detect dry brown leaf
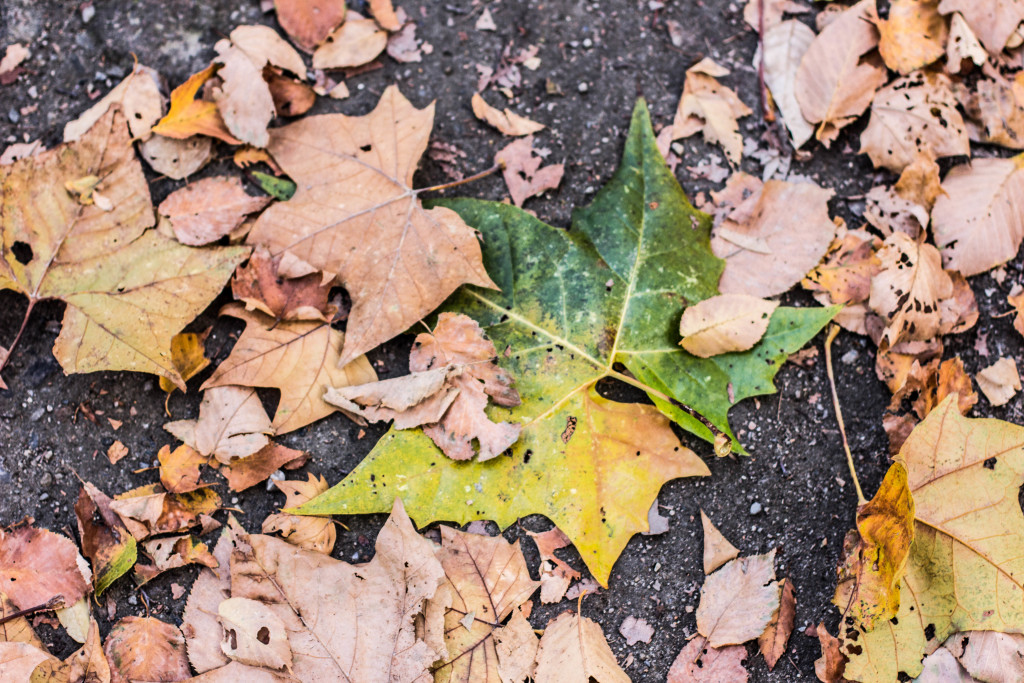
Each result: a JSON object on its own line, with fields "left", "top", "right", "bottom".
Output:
{"left": 618, "top": 615, "right": 654, "bottom": 645}
{"left": 230, "top": 24, "right": 307, "bottom": 79}
{"left": 534, "top": 611, "right": 629, "bottom": 683}
{"left": 262, "top": 473, "right": 336, "bottom": 554}
{"left": 152, "top": 64, "right": 241, "bottom": 145}
{"left": 135, "top": 534, "right": 218, "bottom": 584}
{"left": 957, "top": 72, "right": 1024, "bottom": 149}
{"left": 65, "top": 618, "right": 110, "bottom": 683}
{"left": 671, "top": 58, "right": 752, "bottom": 164}
{"left": 700, "top": 510, "right": 740, "bottom": 575}
{"left": 495, "top": 135, "right": 564, "bottom": 206}
{"left": 428, "top": 526, "right": 540, "bottom": 681}
{"left": 860, "top": 71, "right": 969, "bottom": 172}
{"left": 387, "top": 20, "right": 427, "bottom": 63}
{"left": 697, "top": 550, "right": 780, "bottom": 647}
{"left": 106, "top": 440, "right": 129, "bottom": 464}
{"left": 110, "top": 485, "right": 220, "bottom": 540}
{"left": 938, "top": 0, "right": 1024, "bottom": 54}
{"left": 246, "top": 86, "right": 496, "bottom": 364}
{"left": 312, "top": 15, "right": 388, "bottom": 69}
{"left": 182, "top": 531, "right": 233, "bottom": 674}
{"left": 472, "top": 92, "right": 546, "bottom": 136}
{"left": 711, "top": 178, "right": 837, "bottom": 297}
{"left": 946, "top": 12, "right": 987, "bottom": 74}
{"left": 232, "top": 246, "right": 335, "bottom": 322}
{"left": 742, "top": 0, "right": 810, "bottom": 32}
{"left": 814, "top": 624, "right": 846, "bottom": 682}
{"left": 803, "top": 227, "right": 881, "bottom": 334}
{"left": 218, "top": 597, "right": 292, "bottom": 671}
{"left": 0, "top": 140, "right": 42, "bottom": 166}
{"left": 761, "top": 20, "right": 816, "bottom": 148}
{"left": 794, "top": 0, "right": 887, "bottom": 146}
{"left": 977, "top": 357, "right": 1021, "bottom": 406}
{"left": 667, "top": 638, "right": 749, "bottom": 682}
{"left": 203, "top": 304, "right": 376, "bottom": 433}
{"left": 74, "top": 482, "right": 137, "bottom": 597}
{"left": 932, "top": 157, "right": 1024, "bottom": 276}
{"left": 0, "top": 591, "right": 44, "bottom": 647}
{"left": 0, "top": 641, "right": 62, "bottom": 680}
{"left": 863, "top": 184, "right": 929, "bottom": 240}
{"left": 492, "top": 607, "right": 539, "bottom": 683}
{"left": 212, "top": 40, "right": 277, "bottom": 148}
{"left": 263, "top": 66, "right": 316, "bottom": 118}
{"left": 274, "top": 0, "right": 347, "bottom": 52}
{"left": 0, "top": 526, "right": 90, "bottom": 611}
{"left": 64, "top": 64, "right": 163, "bottom": 142}
{"left": 1010, "top": 290, "right": 1024, "bottom": 338}
{"left": 159, "top": 329, "right": 212, "bottom": 394}
{"left": 104, "top": 616, "right": 190, "bottom": 683}
{"left": 139, "top": 134, "right": 213, "bottom": 180}
{"left": 894, "top": 151, "right": 944, "bottom": 210}
{"left": 939, "top": 271, "right": 978, "bottom": 336}
{"left": 679, "top": 294, "right": 778, "bottom": 358}
{"left": 876, "top": 0, "right": 946, "bottom": 74}
{"left": 218, "top": 442, "right": 308, "bottom": 492}
{"left": 527, "top": 527, "right": 581, "bottom": 604}
{"left": 869, "top": 232, "right": 953, "bottom": 346}
{"left": 370, "top": 0, "right": 402, "bottom": 31}
{"left": 947, "top": 631, "right": 1024, "bottom": 681}
{"left": 164, "top": 385, "right": 273, "bottom": 463}
{"left": 159, "top": 176, "right": 271, "bottom": 247}
{"left": 758, "top": 578, "right": 795, "bottom": 670}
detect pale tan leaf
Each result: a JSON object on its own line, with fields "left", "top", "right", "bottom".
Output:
{"left": 164, "top": 385, "right": 273, "bottom": 463}
{"left": 697, "top": 550, "right": 780, "bottom": 647}
{"left": 213, "top": 40, "right": 276, "bottom": 148}
{"left": 493, "top": 608, "right": 538, "bottom": 683}
{"left": 262, "top": 473, "right": 336, "bottom": 554}
{"left": 312, "top": 16, "right": 388, "bottom": 69}
{"left": 138, "top": 134, "right": 212, "bottom": 180}
{"left": 0, "top": 641, "right": 62, "bottom": 681}
{"left": 894, "top": 151, "right": 944, "bottom": 211}
{"left": 877, "top": 0, "right": 946, "bottom": 74}
{"left": 230, "top": 24, "right": 307, "bottom": 79}
{"left": 671, "top": 58, "right": 752, "bottom": 164}
{"left": 758, "top": 578, "right": 795, "bottom": 670}
{"left": 104, "top": 616, "right": 190, "bottom": 683}
{"left": 56, "top": 595, "right": 92, "bottom": 643}
{"left": 159, "top": 176, "right": 271, "bottom": 246}
{"left": 667, "top": 638, "right": 749, "bottom": 683}
{"left": 946, "top": 12, "right": 987, "bottom": 74}
{"left": 794, "top": 0, "right": 887, "bottom": 146}
{"left": 932, "top": 157, "right": 1024, "bottom": 276}
{"left": 976, "top": 357, "right": 1021, "bottom": 406}
{"left": 246, "top": 86, "right": 496, "bottom": 365}
{"left": 864, "top": 184, "right": 928, "bottom": 240}
{"left": 472, "top": 93, "right": 546, "bottom": 136}
{"left": 64, "top": 619, "right": 110, "bottom": 683}
{"left": 273, "top": 0, "right": 347, "bottom": 52}
{"left": 916, "top": 646, "right": 975, "bottom": 682}
{"left": 182, "top": 531, "right": 233, "bottom": 674}
{"left": 947, "top": 631, "right": 1024, "bottom": 681}
{"left": 743, "top": 0, "right": 810, "bottom": 32}
{"left": 187, "top": 661, "right": 295, "bottom": 683}
{"left": 618, "top": 616, "right": 654, "bottom": 645}
{"left": 324, "top": 366, "right": 460, "bottom": 429}
{"left": 0, "top": 592, "right": 42, "bottom": 648}
{"left": 218, "top": 597, "right": 292, "bottom": 671}
{"left": 534, "top": 612, "right": 629, "bottom": 683}
{"left": 370, "top": 0, "right": 402, "bottom": 31}
{"left": 135, "top": 534, "right": 218, "bottom": 584}
{"left": 869, "top": 232, "right": 953, "bottom": 346}
{"left": 495, "top": 136, "right": 564, "bottom": 207}
{"left": 64, "top": 65, "right": 164, "bottom": 142}
{"left": 679, "top": 294, "right": 778, "bottom": 358}
{"left": 938, "top": 0, "right": 1024, "bottom": 53}
{"left": 761, "top": 20, "right": 816, "bottom": 148}
{"left": 700, "top": 511, "right": 741, "bottom": 575}
{"left": 957, "top": 73, "right": 1024, "bottom": 149}
{"left": 527, "top": 527, "right": 581, "bottom": 605}
{"left": 0, "top": 527, "right": 90, "bottom": 611}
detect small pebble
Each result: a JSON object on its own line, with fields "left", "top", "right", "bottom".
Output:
{"left": 583, "top": 38, "right": 593, "bottom": 48}
{"left": 81, "top": 4, "right": 95, "bottom": 22}
{"left": 8, "top": 110, "right": 19, "bottom": 123}
{"left": 30, "top": 407, "right": 45, "bottom": 421}
{"left": 840, "top": 349, "right": 858, "bottom": 365}
{"left": 750, "top": 501, "right": 763, "bottom": 515}
{"left": 39, "top": 472, "right": 53, "bottom": 487}
{"left": 578, "top": 82, "right": 589, "bottom": 93}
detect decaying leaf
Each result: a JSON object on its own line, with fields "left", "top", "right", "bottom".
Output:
{"left": 262, "top": 474, "right": 336, "bottom": 554}
{"left": 218, "top": 442, "right": 309, "bottom": 492}
{"left": 876, "top": 0, "right": 946, "bottom": 74}
{"left": 0, "top": 108, "right": 248, "bottom": 389}
{"left": 472, "top": 92, "right": 546, "bottom": 136}
{"left": 937, "top": 0, "right": 1024, "bottom": 54}
{"left": 701, "top": 510, "right": 740, "bottom": 574}
{"left": 218, "top": 597, "right": 292, "bottom": 671}
{"left": 325, "top": 366, "right": 460, "bottom": 429}
{"left": 160, "top": 176, "right": 271, "bottom": 247}
{"left": 312, "top": 14, "right": 388, "bottom": 69}
{"left": 619, "top": 615, "right": 654, "bottom": 645}
{"left": 231, "top": 247, "right": 334, "bottom": 323}
{"left": 869, "top": 232, "right": 953, "bottom": 346}
{"left": 152, "top": 65, "right": 241, "bottom": 145}
{"left": 495, "top": 135, "right": 564, "bottom": 207}
{"left": 761, "top": 20, "right": 816, "bottom": 148}
{"left": 0, "top": 526, "right": 89, "bottom": 610}
{"left": 64, "top": 64, "right": 164, "bottom": 142}
{"left": 274, "top": 0, "right": 347, "bottom": 52}
{"left": 246, "top": 86, "right": 496, "bottom": 365}
{"left": 932, "top": 156, "right": 1024, "bottom": 277}
{"left": 946, "top": 631, "right": 1024, "bottom": 682}
{"left": 159, "top": 329, "right": 212, "bottom": 394}
{"left": 957, "top": 71, "right": 1024, "bottom": 150}
{"left": 697, "top": 550, "right": 780, "bottom": 647}
{"left": 74, "top": 482, "right": 138, "bottom": 596}
{"left": 976, "top": 357, "right": 1021, "bottom": 406}
{"left": 679, "top": 294, "right": 779, "bottom": 358}
{"left": 104, "top": 616, "right": 190, "bottom": 683}
{"left": 758, "top": 578, "right": 795, "bottom": 670}
{"left": 230, "top": 24, "right": 307, "bottom": 79}
{"left": 165, "top": 385, "right": 273, "bottom": 463}
{"left": 139, "top": 134, "right": 213, "bottom": 180}
{"left": 158, "top": 444, "right": 208, "bottom": 494}
{"left": 110, "top": 485, "right": 221, "bottom": 541}
{"left": 794, "top": 0, "right": 887, "bottom": 146}
{"left": 135, "top": 534, "right": 218, "bottom": 584}
{"left": 182, "top": 532, "right": 233, "bottom": 674}
{"left": 528, "top": 527, "right": 581, "bottom": 604}
{"left": 946, "top": 12, "right": 987, "bottom": 74}
{"left": 202, "top": 304, "right": 376, "bottom": 433}
{"left": 815, "top": 624, "right": 846, "bottom": 683}
{"left": 667, "top": 638, "right": 749, "bottom": 683}
{"left": 65, "top": 618, "right": 111, "bottom": 683}
{"left": 803, "top": 227, "right": 882, "bottom": 335}
{"left": 671, "top": 58, "right": 752, "bottom": 164}
{"left": 533, "top": 611, "right": 629, "bottom": 683}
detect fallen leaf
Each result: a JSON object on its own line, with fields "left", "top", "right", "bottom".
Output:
{"left": 679, "top": 294, "right": 779, "bottom": 358}
{"left": 667, "top": 638, "right": 749, "bottom": 682}
{"left": 110, "top": 485, "right": 221, "bottom": 540}
{"left": 802, "top": 227, "right": 882, "bottom": 334}
{"left": 428, "top": 526, "right": 540, "bottom": 680}
{"left": 495, "top": 135, "right": 564, "bottom": 206}
{"left": 794, "top": 0, "right": 887, "bottom": 146}
{"left": 876, "top": 0, "right": 946, "bottom": 74}
{"left": 106, "top": 440, "right": 129, "bottom": 465}
{"left": 895, "top": 152, "right": 944, "bottom": 210}
{"left": 158, "top": 444, "right": 208, "bottom": 493}
{"left": 619, "top": 615, "right": 654, "bottom": 645}
{"left": 961, "top": 72, "right": 1024, "bottom": 150}
{"left": 160, "top": 176, "right": 271, "bottom": 247}
{"left": 534, "top": 611, "right": 629, "bottom": 683}
{"left": 864, "top": 184, "right": 928, "bottom": 240}
{"left": 263, "top": 66, "right": 316, "bottom": 117}
{"left": 937, "top": 0, "right": 1024, "bottom": 54}
{"left": 697, "top": 550, "right": 780, "bottom": 647}
{"left": 743, "top": 0, "right": 810, "bottom": 31}
{"left": 211, "top": 40, "right": 277, "bottom": 148}
{"left": 946, "top": 631, "right": 1024, "bottom": 682}
{"left": 761, "top": 20, "right": 816, "bottom": 148}
{"left": 104, "top": 616, "right": 190, "bottom": 683}
{"left": 246, "top": 86, "right": 496, "bottom": 364}
{"left": 492, "top": 607, "right": 539, "bottom": 683}
{"left": 218, "top": 442, "right": 309, "bottom": 491}
{"left": 182, "top": 531, "right": 233, "bottom": 674}
{"left": 57, "top": 596, "right": 91, "bottom": 644}
{"left": 0, "top": 641, "right": 63, "bottom": 680}
{"left": 135, "top": 534, "right": 218, "bottom": 584}
{"left": 758, "top": 578, "right": 795, "bottom": 670}
{"left": 165, "top": 385, "right": 273, "bottom": 463}
{"left": 297, "top": 100, "right": 836, "bottom": 585}
{"left": 711, "top": 177, "right": 838, "bottom": 297}
{"left": 869, "top": 232, "right": 953, "bottom": 346}
{"left": 229, "top": 24, "right": 307, "bottom": 79}
{"left": 472, "top": 92, "right": 546, "bottom": 136}
{"left": 152, "top": 64, "right": 242, "bottom": 145}
{"left": 0, "top": 140, "right": 43, "bottom": 166}
{"left": 231, "top": 246, "right": 334, "bottom": 322}
{"left": 262, "top": 474, "right": 336, "bottom": 554}
{"left": 0, "top": 43, "right": 29, "bottom": 83}
{"left": 63, "top": 64, "right": 163, "bottom": 142}
{"left": 312, "top": 15, "right": 388, "bottom": 69}
{"left": 138, "top": 134, "right": 213, "bottom": 180}
{"left": 387, "top": 20, "right": 426, "bottom": 63}
{"left": 0, "top": 527, "right": 89, "bottom": 611}
{"left": 859, "top": 71, "right": 969, "bottom": 172}
{"left": 671, "top": 58, "right": 752, "bottom": 164}
{"left": 0, "top": 591, "right": 44, "bottom": 647}
{"left": 916, "top": 646, "right": 974, "bottom": 682}
{"left": 946, "top": 12, "right": 987, "bottom": 74}
{"left": 217, "top": 597, "right": 292, "bottom": 670}
{"left": 274, "top": 0, "right": 347, "bottom": 52}
{"left": 65, "top": 618, "right": 110, "bottom": 683}
{"left": 369, "top": 0, "right": 402, "bottom": 31}
{"left": 0, "top": 108, "right": 248, "bottom": 389}
{"left": 159, "top": 329, "right": 212, "bottom": 393}
{"left": 74, "top": 482, "right": 138, "bottom": 596}
{"left": 976, "top": 357, "right": 1021, "bottom": 406}
{"left": 814, "top": 624, "right": 846, "bottom": 682}
{"left": 201, "top": 304, "right": 377, "bottom": 433}
{"left": 527, "top": 527, "right": 581, "bottom": 604}
{"left": 701, "top": 510, "right": 741, "bottom": 574}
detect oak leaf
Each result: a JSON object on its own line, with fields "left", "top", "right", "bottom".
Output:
{"left": 104, "top": 616, "right": 190, "bottom": 683}
{"left": 151, "top": 65, "right": 241, "bottom": 145}
{"left": 667, "top": 638, "right": 749, "bottom": 683}
{"left": 74, "top": 482, "right": 138, "bottom": 596}
{"left": 679, "top": 294, "right": 779, "bottom": 358}
{"left": 937, "top": 0, "right": 1024, "bottom": 53}
{"left": 534, "top": 611, "right": 629, "bottom": 683}
{"left": 671, "top": 58, "right": 752, "bottom": 164}
{"left": 274, "top": 0, "right": 347, "bottom": 52}
{"left": 761, "top": 20, "right": 816, "bottom": 148}
{"left": 165, "top": 385, "right": 273, "bottom": 463}
{"left": 312, "top": 14, "right": 388, "bottom": 69}
{"left": 262, "top": 473, "right": 336, "bottom": 554}
{"left": 876, "top": 0, "right": 946, "bottom": 74}
{"left": 201, "top": 304, "right": 377, "bottom": 433}
{"left": 697, "top": 550, "right": 780, "bottom": 647}
{"left": 246, "top": 86, "right": 496, "bottom": 364}
{"left": 472, "top": 93, "right": 546, "bottom": 136}
{"left": 0, "top": 108, "right": 247, "bottom": 390}
{"left": 159, "top": 176, "right": 271, "bottom": 247}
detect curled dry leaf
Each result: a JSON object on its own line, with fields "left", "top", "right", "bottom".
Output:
{"left": 976, "top": 357, "right": 1021, "bottom": 406}
{"left": 246, "top": 86, "right": 496, "bottom": 365}
{"left": 742, "top": 0, "right": 809, "bottom": 32}
{"left": 231, "top": 246, "right": 335, "bottom": 322}
{"left": 230, "top": 24, "right": 307, "bottom": 79}
{"left": 671, "top": 58, "right": 752, "bottom": 164}
{"left": 814, "top": 624, "right": 846, "bottom": 683}
{"left": 263, "top": 66, "right": 316, "bottom": 118}
{"left": 64, "top": 64, "right": 163, "bottom": 142}
{"left": 700, "top": 510, "right": 741, "bottom": 576}
{"left": 218, "top": 442, "right": 308, "bottom": 492}
{"left": 135, "top": 534, "right": 218, "bottom": 584}
{"left": 758, "top": 578, "right": 795, "bottom": 670}
{"left": 495, "top": 135, "right": 564, "bottom": 207}
{"left": 312, "top": 15, "right": 388, "bottom": 70}
{"left": 697, "top": 550, "right": 780, "bottom": 647}
{"left": 761, "top": 20, "right": 816, "bottom": 148}
{"left": 218, "top": 597, "right": 292, "bottom": 671}
{"left": 860, "top": 71, "right": 969, "bottom": 173}
{"left": 274, "top": 0, "right": 347, "bottom": 52}
{"left": 164, "top": 385, "right": 273, "bottom": 463}
{"left": 932, "top": 156, "right": 1024, "bottom": 277}
{"left": 110, "top": 485, "right": 220, "bottom": 541}
{"left": 152, "top": 64, "right": 241, "bottom": 145}
{"left": 679, "top": 294, "right": 779, "bottom": 358}
{"left": 667, "top": 638, "right": 749, "bottom": 683}
{"left": 158, "top": 444, "right": 208, "bottom": 493}
{"left": 946, "top": 631, "right": 1024, "bottom": 682}
{"left": 74, "top": 482, "right": 138, "bottom": 596}
{"left": 803, "top": 227, "right": 882, "bottom": 335}
{"left": 864, "top": 185, "right": 928, "bottom": 239}
{"left": 369, "top": 0, "right": 402, "bottom": 31}
{"left": 876, "top": 0, "right": 946, "bottom": 74}
{"left": 159, "top": 329, "right": 212, "bottom": 393}
{"left": 869, "top": 232, "right": 953, "bottom": 346}
{"left": 0, "top": 526, "right": 89, "bottom": 611}
{"left": 534, "top": 611, "right": 629, "bottom": 683}
{"left": 262, "top": 473, "right": 336, "bottom": 554}
{"left": 946, "top": 12, "right": 987, "bottom": 74}
{"left": 325, "top": 366, "right": 460, "bottom": 428}
{"left": 527, "top": 527, "right": 581, "bottom": 604}
{"left": 104, "top": 616, "right": 190, "bottom": 683}
{"left": 937, "top": 0, "right": 1024, "bottom": 54}
{"left": 159, "top": 176, "right": 271, "bottom": 247}
{"left": 794, "top": 0, "right": 887, "bottom": 146}
{"left": 472, "top": 92, "right": 546, "bottom": 136}
{"left": 202, "top": 304, "right": 377, "bottom": 434}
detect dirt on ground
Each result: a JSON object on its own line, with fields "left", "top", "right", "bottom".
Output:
{"left": 1, "top": 0, "right": 1022, "bottom": 680}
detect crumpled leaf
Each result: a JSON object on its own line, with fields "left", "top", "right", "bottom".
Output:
{"left": 312, "top": 14, "right": 388, "bottom": 69}
{"left": 298, "top": 99, "right": 836, "bottom": 585}
{"left": 246, "top": 86, "right": 496, "bottom": 365}
{"left": 325, "top": 366, "right": 460, "bottom": 428}
{"left": 472, "top": 92, "right": 546, "bottom": 136}
{"left": 274, "top": 0, "right": 347, "bottom": 52}
{"left": 976, "top": 357, "right": 1021, "bottom": 407}
{"left": 761, "top": 20, "right": 816, "bottom": 149}
{"left": 671, "top": 58, "right": 752, "bottom": 164}
{"left": 794, "top": 0, "right": 887, "bottom": 146}
{"left": 63, "top": 64, "right": 163, "bottom": 142}
{"left": 679, "top": 294, "right": 778, "bottom": 358}
{"left": 218, "top": 597, "right": 292, "bottom": 671}
{"left": 159, "top": 176, "right": 271, "bottom": 247}
{"left": 152, "top": 64, "right": 241, "bottom": 145}
{"left": 165, "top": 385, "right": 273, "bottom": 463}
{"left": 0, "top": 108, "right": 248, "bottom": 390}
{"left": 104, "top": 616, "right": 190, "bottom": 683}
{"left": 697, "top": 550, "right": 780, "bottom": 647}
{"left": 110, "top": 485, "right": 220, "bottom": 541}
{"left": 232, "top": 246, "right": 335, "bottom": 322}
{"left": 534, "top": 611, "right": 629, "bottom": 683}
{"left": 758, "top": 578, "right": 795, "bottom": 670}
{"left": 201, "top": 304, "right": 377, "bottom": 433}
{"left": 0, "top": 526, "right": 90, "bottom": 611}
{"left": 876, "top": 0, "right": 946, "bottom": 75}
{"left": 262, "top": 474, "right": 336, "bottom": 554}
{"left": 931, "top": 156, "right": 1024, "bottom": 277}
{"left": 803, "top": 227, "right": 882, "bottom": 335}
{"left": 957, "top": 73, "right": 1024, "bottom": 150}
{"left": 869, "top": 232, "right": 953, "bottom": 347}
{"left": 212, "top": 40, "right": 277, "bottom": 148}
{"left": 495, "top": 136, "right": 564, "bottom": 207}
{"left": 135, "top": 534, "right": 218, "bottom": 584}
{"left": 937, "top": 0, "right": 1024, "bottom": 54}
{"left": 700, "top": 510, "right": 741, "bottom": 576}
{"left": 74, "top": 482, "right": 138, "bottom": 596}
{"left": 65, "top": 618, "right": 110, "bottom": 683}
{"left": 428, "top": 526, "right": 540, "bottom": 681}
{"left": 527, "top": 527, "right": 581, "bottom": 604}
{"left": 667, "top": 638, "right": 749, "bottom": 682}
{"left": 218, "top": 442, "right": 309, "bottom": 492}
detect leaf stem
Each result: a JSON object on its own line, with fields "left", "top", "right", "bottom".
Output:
{"left": 0, "top": 298, "right": 36, "bottom": 379}
{"left": 824, "top": 325, "right": 866, "bottom": 505}
{"left": 0, "top": 595, "right": 65, "bottom": 626}
{"left": 416, "top": 163, "right": 502, "bottom": 195}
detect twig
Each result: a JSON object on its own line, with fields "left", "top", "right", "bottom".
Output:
{"left": 417, "top": 163, "right": 503, "bottom": 195}
{"left": 0, "top": 595, "right": 65, "bottom": 626}
{"left": 757, "top": 0, "right": 774, "bottom": 123}
{"left": 824, "top": 325, "right": 866, "bottom": 505}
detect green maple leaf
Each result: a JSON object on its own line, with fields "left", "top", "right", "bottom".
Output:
{"left": 299, "top": 99, "right": 837, "bottom": 584}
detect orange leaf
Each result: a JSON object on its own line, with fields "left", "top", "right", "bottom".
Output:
{"left": 152, "top": 65, "right": 242, "bottom": 145}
